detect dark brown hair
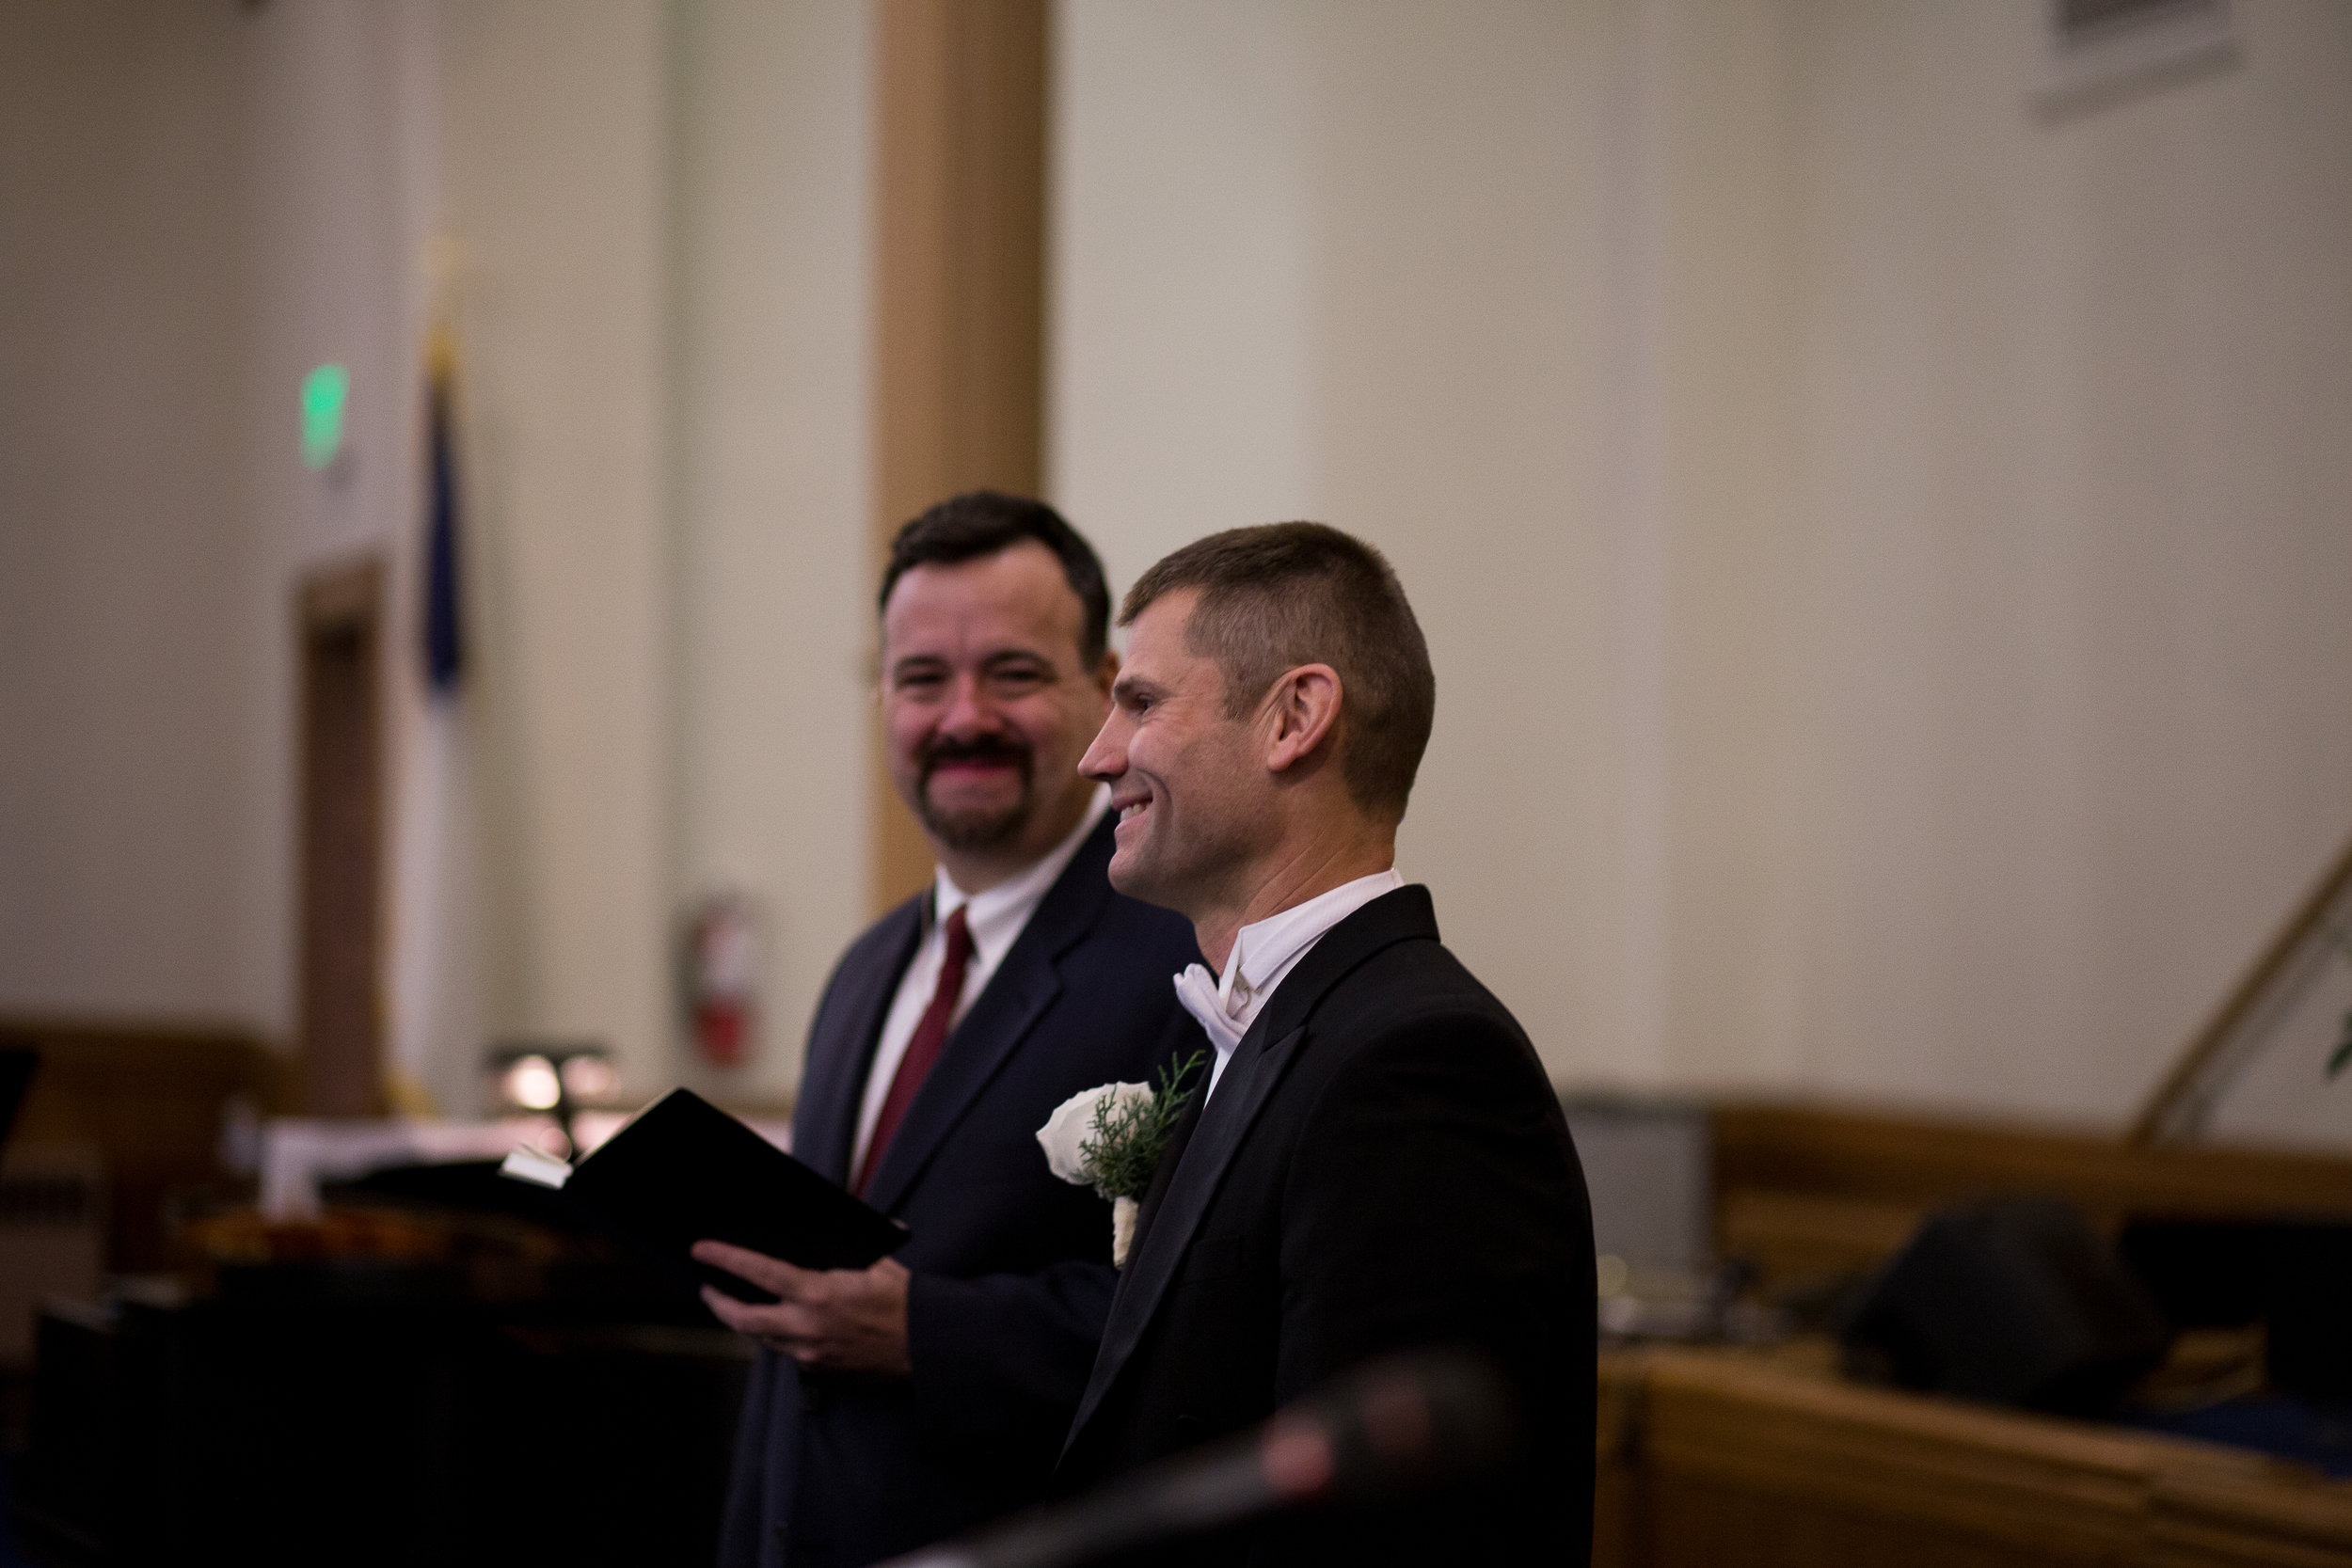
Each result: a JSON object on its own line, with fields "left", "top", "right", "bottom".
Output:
{"left": 881, "top": 491, "right": 1110, "bottom": 664}
{"left": 1122, "top": 522, "right": 1434, "bottom": 823}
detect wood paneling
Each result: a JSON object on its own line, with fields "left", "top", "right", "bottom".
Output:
{"left": 0, "top": 1018, "right": 286, "bottom": 1272}
{"left": 1587, "top": 1103, "right": 2352, "bottom": 1568}
{"left": 0, "top": 1144, "right": 103, "bottom": 1369}
{"left": 869, "top": 0, "right": 1050, "bottom": 911}
{"left": 2152, "top": 1464, "right": 2352, "bottom": 1568}
{"left": 1718, "top": 1185, "right": 1928, "bottom": 1286}
{"left": 1596, "top": 1345, "right": 2352, "bottom": 1568}
{"left": 1712, "top": 1101, "right": 2352, "bottom": 1279}
{"left": 296, "top": 560, "right": 386, "bottom": 1116}
{"left": 1645, "top": 1347, "right": 2201, "bottom": 1564}
{"left": 1593, "top": 1352, "right": 1644, "bottom": 1568}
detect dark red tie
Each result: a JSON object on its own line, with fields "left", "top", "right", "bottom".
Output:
{"left": 855, "top": 904, "right": 974, "bottom": 1197}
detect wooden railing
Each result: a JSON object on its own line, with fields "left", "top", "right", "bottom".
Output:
{"left": 1710, "top": 1100, "right": 2352, "bottom": 1287}
{"left": 1597, "top": 1344, "right": 2352, "bottom": 1568}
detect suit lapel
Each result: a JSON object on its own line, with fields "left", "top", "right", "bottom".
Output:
{"left": 1059, "top": 1014, "right": 1305, "bottom": 1457}
{"left": 1126, "top": 1085, "right": 1204, "bottom": 1260}
{"left": 1058, "top": 884, "right": 1440, "bottom": 1462}
{"left": 860, "top": 815, "right": 1120, "bottom": 1214}
{"left": 793, "top": 902, "right": 923, "bottom": 1185}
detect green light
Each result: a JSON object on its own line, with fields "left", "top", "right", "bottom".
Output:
{"left": 301, "top": 363, "right": 349, "bottom": 470}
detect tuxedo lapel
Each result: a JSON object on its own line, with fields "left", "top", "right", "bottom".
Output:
{"left": 1126, "top": 1084, "right": 1204, "bottom": 1261}
{"left": 794, "top": 903, "right": 923, "bottom": 1185}
{"left": 860, "top": 816, "right": 1120, "bottom": 1214}
{"left": 1058, "top": 885, "right": 1440, "bottom": 1463}
{"left": 1059, "top": 1014, "right": 1304, "bottom": 1459}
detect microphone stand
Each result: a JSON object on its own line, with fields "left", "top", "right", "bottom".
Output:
{"left": 881, "top": 1349, "right": 1517, "bottom": 1568}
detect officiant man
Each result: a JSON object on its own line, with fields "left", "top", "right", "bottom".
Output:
{"left": 1056, "top": 522, "right": 1597, "bottom": 1565}
{"left": 698, "top": 493, "right": 1203, "bottom": 1568}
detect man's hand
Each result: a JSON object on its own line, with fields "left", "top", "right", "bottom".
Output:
{"left": 691, "top": 1240, "right": 914, "bottom": 1376}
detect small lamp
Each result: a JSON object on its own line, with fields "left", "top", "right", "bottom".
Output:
{"left": 483, "top": 1040, "right": 617, "bottom": 1160}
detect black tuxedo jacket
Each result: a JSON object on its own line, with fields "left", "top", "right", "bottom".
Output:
{"left": 719, "top": 814, "right": 1204, "bottom": 1568}
{"left": 1053, "top": 886, "right": 1596, "bottom": 1567}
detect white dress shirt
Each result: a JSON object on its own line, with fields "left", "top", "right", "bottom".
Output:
{"left": 1173, "top": 867, "right": 1406, "bottom": 1101}
{"left": 850, "top": 787, "right": 1111, "bottom": 1175}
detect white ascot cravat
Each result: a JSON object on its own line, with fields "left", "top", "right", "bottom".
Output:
{"left": 1173, "top": 962, "right": 1247, "bottom": 1057}
{"left": 1170, "top": 869, "right": 1405, "bottom": 1101}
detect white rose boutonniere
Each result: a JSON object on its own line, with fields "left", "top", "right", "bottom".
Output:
{"left": 1036, "top": 1050, "right": 1205, "bottom": 1266}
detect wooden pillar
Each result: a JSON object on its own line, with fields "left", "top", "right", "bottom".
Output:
{"left": 295, "top": 560, "right": 387, "bottom": 1117}
{"left": 870, "top": 0, "right": 1050, "bottom": 911}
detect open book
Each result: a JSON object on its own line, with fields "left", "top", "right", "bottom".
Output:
{"left": 501, "top": 1087, "right": 908, "bottom": 1302}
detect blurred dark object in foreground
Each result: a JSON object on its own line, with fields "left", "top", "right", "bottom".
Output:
{"left": 1833, "top": 1192, "right": 2352, "bottom": 1471}
{"left": 882, "top": 1351, "right": 1516, "bottom": 1568}
{"left": 1837, "top": 1196, "right": 2171, "bottom": 1415}
{"left": 16, "top": 1167, "right": 749, "bottom": 1568}
{"left": 2119, "top": 1214, "right": 2274, "bottom": 1327}
{"left": 0, "top": 1052, "right": 34, "bottom": 1153}
{"left": 2265, "top": 1221, "right": 2352, "bottom": 1406}
{"left": 2129, "top": 1388, "right": 2352, "bottom": 1480}
{"left": 2122, "top": 1213, "right": 2352, "bottom": 1405}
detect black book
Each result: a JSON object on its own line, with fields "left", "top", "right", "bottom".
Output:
{"left": 502, "top": 1087, "right": 908, "bottom": 1302}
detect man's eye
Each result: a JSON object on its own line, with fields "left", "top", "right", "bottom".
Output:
{"left": 892, "top": 672, "right": 946, "bottom": 696}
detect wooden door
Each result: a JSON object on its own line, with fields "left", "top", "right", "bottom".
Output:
{"left": 295, "top": 562, "right": 385, "bottom": 1117}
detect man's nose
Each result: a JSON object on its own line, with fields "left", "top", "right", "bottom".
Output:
{"left": 936, "top": 673, "right": 1003, "bottom": 736}
{"left": 1078, "top": 712, "right": 1123, "bottom": 781}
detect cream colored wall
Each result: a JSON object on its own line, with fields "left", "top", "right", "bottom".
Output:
{"left": 434, "top": 0, "right": 875, "bottom": 1103}
{"left": 437, "top": 0, "right": 677, "bottom": 1098}
{"left": 1, "top": 0, "right": 873, "bottom": 1107}
{"left": 1053, "top": 0, "right": 1643, "bottom": 1087}
{"left": 238, "top": 0, "right": 446, "bottom": 1094}
{"left": 667, "top": 0, "right": 873, "bottom": 1101}
{"left": 0, "top": 0, "right": 449, "bottom": 1075}
{"left": 1054, "top": 0, "right": 2352, "bottom": 1127}
{"left": 1772, "top": 0, "right": 2352, "bottom": 1121}
{"left": 0, "top": 1, "right": 259, "bottom": 1026}
{"left": 12, "top": 1, "right": 2348, "bottom": 1131}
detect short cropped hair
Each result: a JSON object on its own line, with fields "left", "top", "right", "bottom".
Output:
{"left": 1122, "top": 523, "right": 1435, "bottom": 823}
{"left": 880, "top": 491, "right": 1111, "bottom": 664}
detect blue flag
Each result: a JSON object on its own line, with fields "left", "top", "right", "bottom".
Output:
{"left": 423, "top": 339, "right": 464, "bottom": 694}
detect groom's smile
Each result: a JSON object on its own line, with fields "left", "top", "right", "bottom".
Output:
{"left": 1083, "top": 588, "right": 1263, "bottom": 919}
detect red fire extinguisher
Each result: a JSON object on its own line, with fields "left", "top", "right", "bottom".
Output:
{"left": 682, "top": 893, "right": 761, "bottom": 1069}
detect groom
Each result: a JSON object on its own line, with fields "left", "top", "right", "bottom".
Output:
{"left": 1057, "top": 523, "right": 1596, "bottom": 1565}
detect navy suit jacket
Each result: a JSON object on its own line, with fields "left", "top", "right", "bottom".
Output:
{"left": 719, "top": 813, "right": 1203, "bottom": 1568}
{"left": 1053, "top": 886, "right": 1597, "bottom": 1567}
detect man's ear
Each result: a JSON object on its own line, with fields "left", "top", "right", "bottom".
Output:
{"left": 1090, "top": 646, "right": 1120, "bottom": 699}
{"left": 1263, "top": 664, "right": 1342, "bottom": 775}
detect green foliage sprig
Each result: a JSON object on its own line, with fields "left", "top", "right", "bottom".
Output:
{"left": 1078, "top": 1050, "right": 1205, "bottom": 1201}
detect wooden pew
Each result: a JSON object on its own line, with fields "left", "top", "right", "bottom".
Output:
{"left": 1589, "top": 1100, "right": 2352, "bottom": 1568}
{"left": 2152, "top": 1463, "right": 2352, "bottom": 1568}
{"left": 0, "top": 1017, "right": 287, "bottom": 1272}
{"left": 1597, "top": 1344, "right": 2352, "bottom": 1568}
{"left": 1709, "top": 1101, "right": 2352, "bottom": 1287}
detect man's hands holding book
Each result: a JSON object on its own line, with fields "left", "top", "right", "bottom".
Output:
{"left": 693, "top": 1240, "right": 914, "bottom": 1376}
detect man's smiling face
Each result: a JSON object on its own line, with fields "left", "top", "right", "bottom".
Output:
{"left": 1079, "top": 588, "right": 1269, "bottom": 918}
{"left": 881, "top": 541, "right": 1110, "bottom": 867}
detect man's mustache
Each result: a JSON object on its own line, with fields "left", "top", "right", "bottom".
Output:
{"left": 920, "top": 736, "right": 1034, "bottom": 780}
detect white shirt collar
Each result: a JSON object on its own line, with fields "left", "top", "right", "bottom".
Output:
{"left": 932, "top": 786, "right": 1109, "bottom": 969}
{"left": 1176, "top": 867, "right": 1406, "bottom": 1099}
{"left": 1218, "top": 868, "right": 1405, "bottom": 1016}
